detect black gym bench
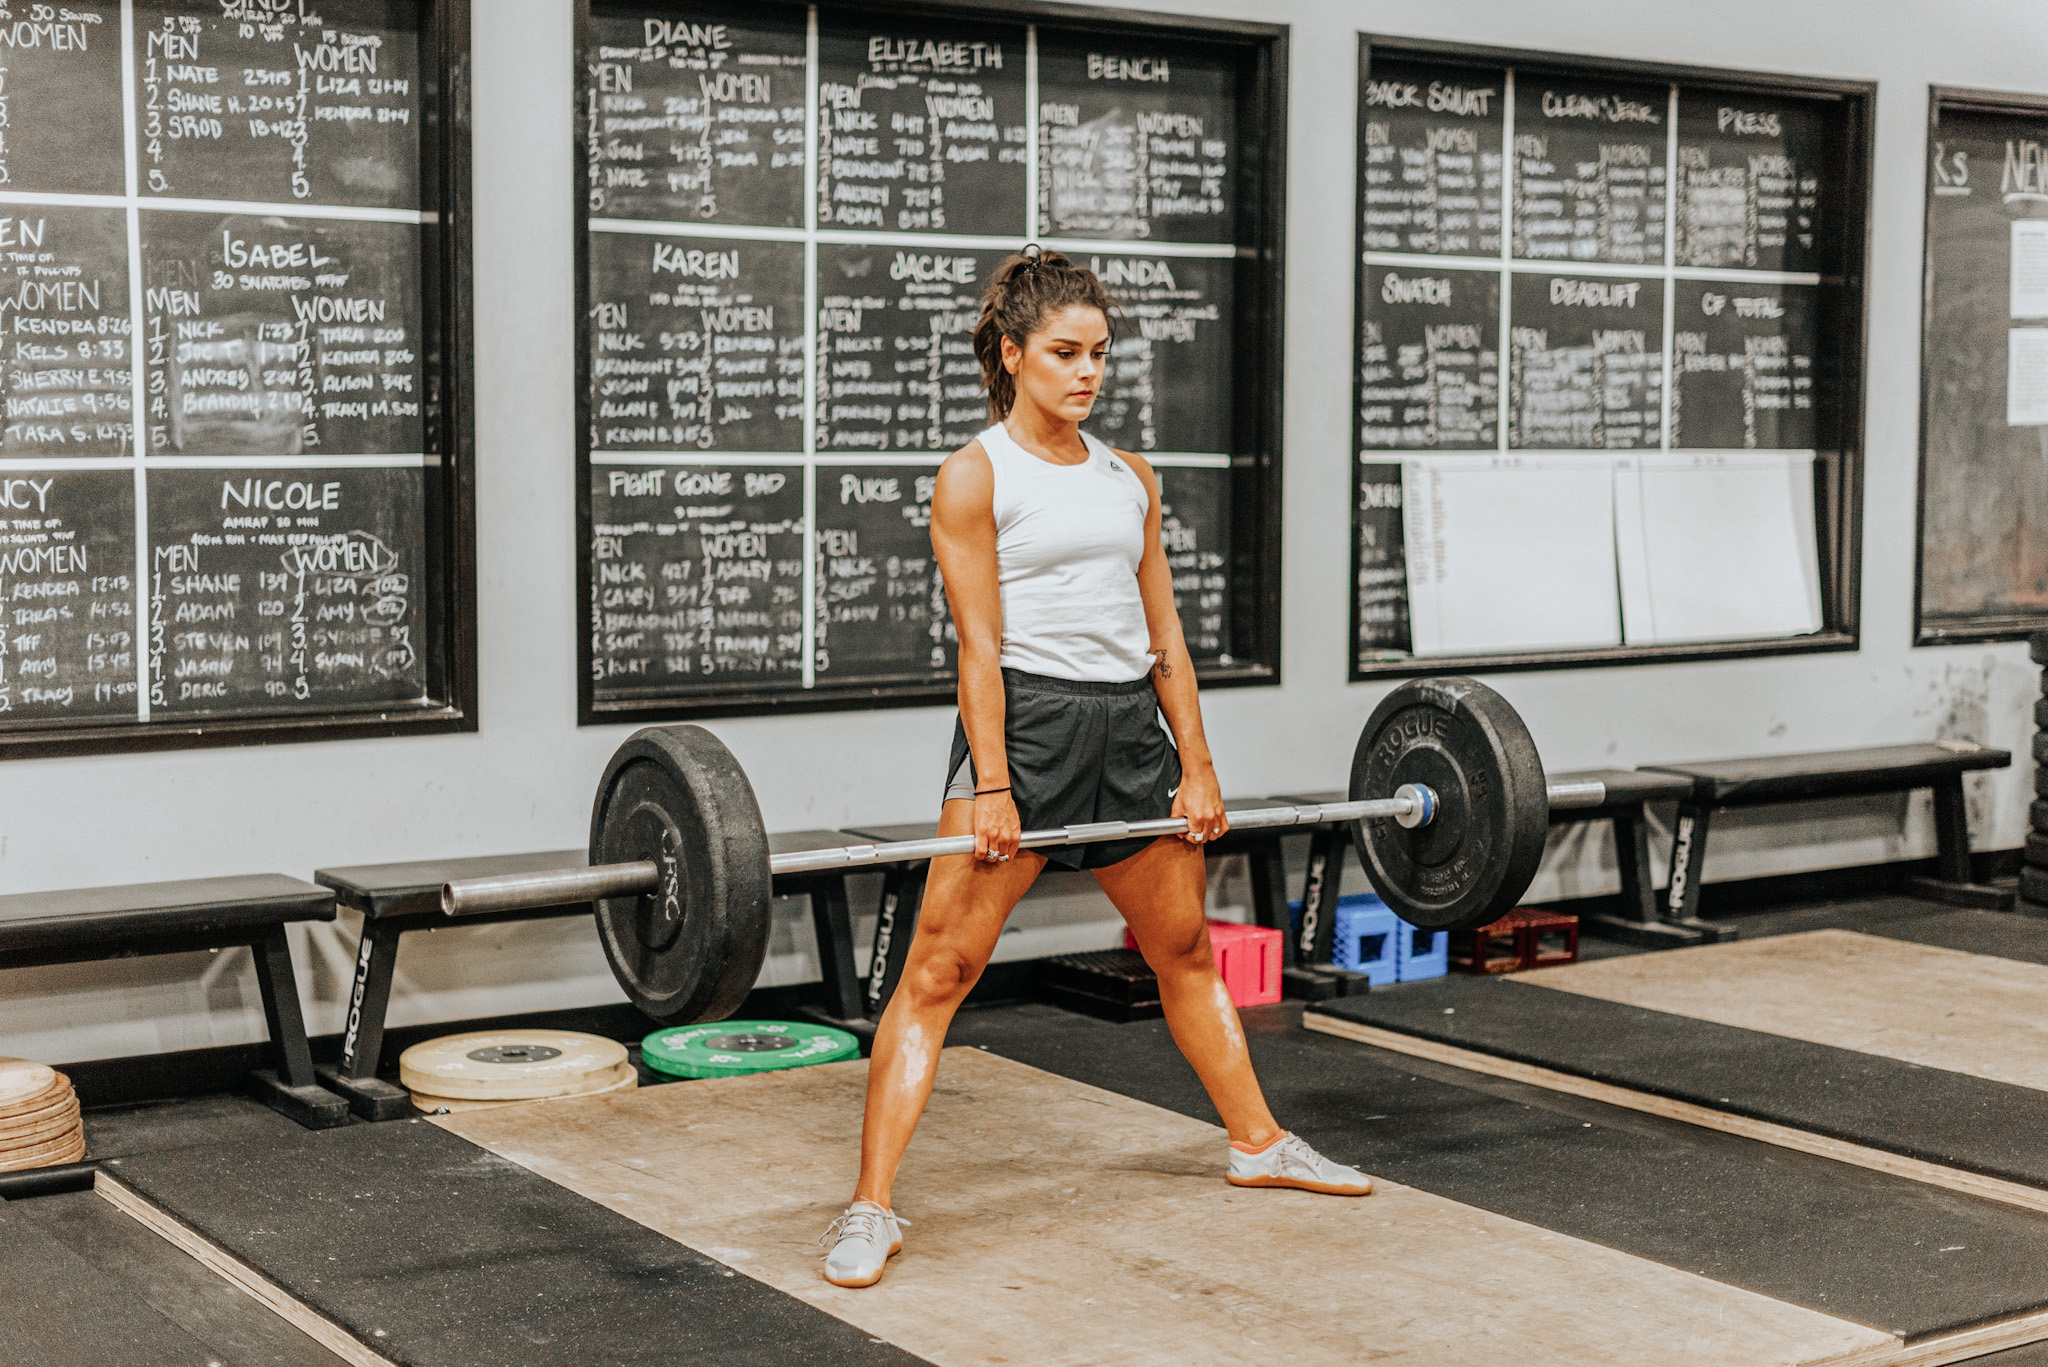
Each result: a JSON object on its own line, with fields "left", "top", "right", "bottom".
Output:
{"left": 1630, "top": 741, "right": 2014, "bottom": 941}
{"left": 314, "top": 832, "right": 873, "bottom": 1119}
{"left": 0, "top": 876, "right": 347, "bottom": 1129}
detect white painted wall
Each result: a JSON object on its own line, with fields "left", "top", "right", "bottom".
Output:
{"left": 4, "top": 0, "right": 2044, "bottom": 1067}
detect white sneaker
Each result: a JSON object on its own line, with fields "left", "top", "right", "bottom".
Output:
{"left": 1227, "top": 1132, "right": 1375, "bottom": 1196}
{"left": 820, "top": 1200, "right": 907, "bottom": 1288}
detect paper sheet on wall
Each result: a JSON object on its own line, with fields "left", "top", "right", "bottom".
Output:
{"left": 1614, "top": 452, "right": 1823, "bottom": 644}
{"left": 2013, "top": 220, "right": 2048, "bottom": 319}
{"left": 1402, "top": 457, "right": 1622, "bottom": 656}
{"left": 2010, "top": 327, "right": 2048, "bottom": 426}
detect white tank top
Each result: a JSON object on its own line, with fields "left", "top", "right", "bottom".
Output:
{"left": 977, "top": 422, "right": 1156, "bottom": 683}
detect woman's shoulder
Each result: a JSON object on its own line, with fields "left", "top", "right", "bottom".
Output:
{"left": 934, "top": 435, "right": 997, "bottom": 505}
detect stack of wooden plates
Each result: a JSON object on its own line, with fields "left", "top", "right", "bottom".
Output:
{"left": 0, "top": 1057, "right": 84, "bottom": 1171}
{"left": 399, "top": 1029, "right": 636, "bottom": 1115}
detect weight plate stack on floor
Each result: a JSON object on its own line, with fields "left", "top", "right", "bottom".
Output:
{"left": 0, "top": 1057, "right": 84, "bottom": 1172}
{"left": 2029, "top": 630, "right": 2048, "bottom": 917}
{"left": 399, "top": 1030, "right": 636, "bottom": 1114}
{"left": 641, "top": 1020, "right": 860, "bottom": 1080}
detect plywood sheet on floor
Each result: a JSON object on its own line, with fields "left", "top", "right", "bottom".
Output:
{"left": 961, "top": 1001, "right": 2048, "bottom": 1337}
{"left": 1526, "top": 929, "right": 2048, "bottom": 1090}
{"left": 437, "top": 1047, "right": 1894, "bottom": 1367}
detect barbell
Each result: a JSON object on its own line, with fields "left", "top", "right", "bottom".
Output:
{"left": 442, "top": 677, "right": 1597, "bottom": 1024}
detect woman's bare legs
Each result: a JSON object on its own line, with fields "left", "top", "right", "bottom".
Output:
{"left": 853, "top": 799, "right": 1043, "bottom": 1210}
{"left": 1095, "top": 837, "right": 1281, "bottom": 1147}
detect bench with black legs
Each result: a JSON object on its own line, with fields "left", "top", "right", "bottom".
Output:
{"left": 1642, "top": 741, "right": 2015, "bottom": 934}
{"left": 314, "top": 831, "right": 873, "bottom": 1120}
{"left": 0, "top": 876, "right": 347, "bottom": 1129}
{"left": 1278, "top": 768, "right": 1701, "bottom": 962}
{"left": 1540, "top": 769, "right": 1719, "bottom": 947}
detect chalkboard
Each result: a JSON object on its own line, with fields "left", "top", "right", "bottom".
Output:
{"left": 142, "top": 212, "right": 425, "bottom": 457}
{"left": 815, "top": 242, "right": 998, "bottom": 458}
{"left": 1918, "top": 93, "right": 2048, "bottom": 641}
{"left": 1157, "top": 466, "right": 1232, "bottom": 661}
{"left": 1035, "top": 33, "right": 1236, "bottom": 243}
{"left": 815, "top": 14, "right": 1028, "bottom": 238}
{"left": 585, "top": 4, "right": 809, "bottom": 225}
{"left": 1507, "top": 271, "right": 1664, "bottom": 450}
{"left": 1511, "top": 73, "right": 1667, "bottom": 266}
{"left": 1352, "top": 461, "right": 1408, "bottom": 657}
{"left": 0, "top": 206, "right": 134, "bottom": 456}
{"left": 1359, "top": 57, "right": 1503, "bottom": 259}
{"left": 1671, "top": 281, "right": 1818, "bottom": 450}
{"left": 589, "top": 462, "right": 807, "bottom": 692}
{"left": 1354, "top": 39, "right": 1868, "bottom": 672}
{"left": 1357, "top": 264, "right": 1499, "bottom": 451}
{"left": 146, "top": 467, "right": 427, "bottom": 713}
{"left": 589, "top": 232, "right": 805, "bottom": 454}
{"left": 134, "top": 0, "right": 423, "bottom": 208}
{"left": 0, "top": 469, "right": 137, "bottom": 722}
{"left": 813, "top": 465, "right": 951, "bottom": 681}
{"left": 0, "top": 1, "right": 472, "bottom": 757}
{"left": 579, "top": 1, "right": 1286, "bottom": 719}
{"left": 1674, "top": 90, "right": 1826, "bottom": 274}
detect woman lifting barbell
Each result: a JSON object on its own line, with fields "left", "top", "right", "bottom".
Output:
{"left": 821, "top": 247, "right": 1374, "bottom": 1289}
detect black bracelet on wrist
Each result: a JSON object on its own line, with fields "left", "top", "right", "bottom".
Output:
{"left": 974, "top": 785, "right": 1011, "bottom": 796}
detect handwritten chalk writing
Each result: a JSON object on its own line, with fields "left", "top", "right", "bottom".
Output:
{"left": 643, "top": 19, "right": 730, "bottom": 51}
{"left": 1671, "top": 284, "right": 1815, "bottom": 448}
{"left": 818, "top": 19, "right": 1024, "bottom": 235}
{"left": 1382, "top": 273, "right": 1453, "bottom": 306}
{"left": 1539, "top": 90, "right": 1660, "bottom": 123}
{"left": 148, "top": 469, "right": 423, "bottom": 714}
{"left": 1039, "top": 44, "right": 1231, "bottom": 239}
{"left": 2003, "top": 140, "right": 2048, "bottom": 200}
{"left": 1677, "top": 97, "right": 1820, "bottom": 269}
{"left": 866, "top": 38, "right": 1003, "bottom": 71}
{"left": 1717, "top": 107, "right": 1781, "bottom": 137}
{"left": 1510, "top": 274, "right": 1661, "bottom": 449}
{"left": 1549, "top": 278, "right": 1640, "bottom": 307}
{"left": 1360, "top": 61, "right": 1503, "bottom": 256}
{"left": 1513, "top": 81, "right": 1667, "bottom": 264}
{"left": 1360, "top": 265, "right": 1498, "bottom": 450}
{"left": 1088, "top": 55, "right": 1167, "bottom": 82}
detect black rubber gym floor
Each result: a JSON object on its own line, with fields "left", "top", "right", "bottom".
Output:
{"left": 84, "top": 1101, "right": 919, "bottom": 1367}
{"left": 1306, "top": 902, "right": 2048, "bottom": 1188}
{"left": 1, "top": 1184, "right": 346, "bottom": 1367}
{"left": 1307, "top": 976, "right": 2048, "bottom": 1186}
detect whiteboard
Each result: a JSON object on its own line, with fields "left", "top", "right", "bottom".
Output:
{"left": 1615, "top": 452, "right": 1823, "bottom": 645}
{"left": 1402, "top": 457, "right": 1623, "bottom": 656}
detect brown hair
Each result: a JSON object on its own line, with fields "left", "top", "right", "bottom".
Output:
{"left": 973, "top": 246, "right": 1117, "bottom": 422}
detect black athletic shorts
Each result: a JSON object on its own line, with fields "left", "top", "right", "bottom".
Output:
{"left": 943, "top": 668, "right": 1181, "bottom": 870}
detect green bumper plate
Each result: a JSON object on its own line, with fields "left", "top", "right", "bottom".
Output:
{"left": 642, "top": 1020, "right": 861, "bottom": 1079}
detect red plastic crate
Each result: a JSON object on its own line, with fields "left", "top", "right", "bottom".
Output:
{"left": 1123, "top": 919, "right": 1282, "bottom": 1008}
{"left": 1449, "top": 907, "right": 1580, "bottom": 975}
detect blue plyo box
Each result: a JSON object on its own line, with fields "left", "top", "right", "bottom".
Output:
{"left": 1331, "top": 894, "right": 1399, "bottom": 986}
{"left": 1396, "top": 919, "right": 1449, "bottom": 982}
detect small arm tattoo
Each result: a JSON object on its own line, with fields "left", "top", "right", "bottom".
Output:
{"left": 1152, "top": 651, "right": 1173, "bottom": 678}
